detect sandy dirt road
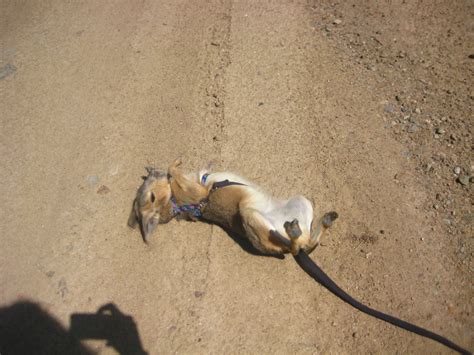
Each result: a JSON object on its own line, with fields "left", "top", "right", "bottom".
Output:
{"left": 1, "top": 0, "right": 472, "bottom": 353}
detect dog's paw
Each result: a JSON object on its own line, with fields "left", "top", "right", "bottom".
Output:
{"left": 284, "top": 219, "right": 302, "bottom": 239}
{"left": 322, "top": 211, "right": 338, "bottom": 228}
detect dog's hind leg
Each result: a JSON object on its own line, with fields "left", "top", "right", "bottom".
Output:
{"left": 304, "top": 212, "right": 338, "bottom": 254}
{"left": 284, "top": 219, "right": 303, "bottom": 255}
{"left": 240, "top": 207, "right": 290, "bottom": 255}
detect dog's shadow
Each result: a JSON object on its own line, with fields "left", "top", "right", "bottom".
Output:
{"left": 200, "top": 216, "right": 285, "bottom": 260}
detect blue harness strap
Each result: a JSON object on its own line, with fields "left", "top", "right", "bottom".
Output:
{"left": 171, "top": 197, "right": 204, "bottom": 218}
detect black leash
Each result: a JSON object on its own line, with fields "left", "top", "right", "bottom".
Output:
{"left": 293, "top": 251, "right": 470, "bottom": 354}
{"left": 211, "top": 179, "right": 247, "bottom": 191}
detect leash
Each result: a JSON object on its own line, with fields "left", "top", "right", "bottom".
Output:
{"left": 201, "top": 173, "right": 247, "bottom": 191}
{"left": 293, "top": 250, "right": 471, "bottom": 354}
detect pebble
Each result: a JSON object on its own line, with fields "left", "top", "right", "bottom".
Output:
{"left": 0, "top": 63, "right": 17, "bottom": 80}
{"left": 435, "top": 127, "right": 445, "bottom": 135}
{"left": 384, "top": 104, "right": 395, "bottom": 113}
{"left": 443, "top": 218, "right": 452, "bottom": 226}
{"left": 58, "top": 278, "right": 68, "bottom": 298}
{"left": 407, "top": 124, "right": 419, "bottom": 133}
{"left": 453, "top": 166, "right": 461, "bottom": 175}
{"left": 86, "top": 175, "right": 100, "bottom": 186}
{"left": 333, "top": 19, "right": 342, "bottom": 25}
{"left": 194, "top": 291, "right": 205, "bottom": 298}
{"left": 457, "top": 175, "right": 470, "bottom": 186}
{"left": 97, "top": 185, "right": 111, "bottom": 195}
{"left": 414, "top": 108, "right": 421, "bottom": 114}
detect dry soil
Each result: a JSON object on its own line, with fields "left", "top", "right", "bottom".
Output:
{"left": 1, "top": 1, "right": 472, "bottom": 354}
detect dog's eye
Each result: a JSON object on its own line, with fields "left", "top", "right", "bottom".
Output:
{"left": 150, "top": 192, "right": 156, "bottom": 203}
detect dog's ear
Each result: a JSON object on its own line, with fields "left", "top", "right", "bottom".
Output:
{"left": 128, "top": 199, "right": 139, "bottom": 229}
{"left": 145, "top": 166, "right": 166, "bottom": 179}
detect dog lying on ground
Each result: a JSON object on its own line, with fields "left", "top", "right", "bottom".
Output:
{"left": 128, "top": 159, "right": 470, "bottom": 354}
{"left": 129, "top": 158, "right": 338, "bottom": 255}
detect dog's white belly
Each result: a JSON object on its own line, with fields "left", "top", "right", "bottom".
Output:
{"left": 204, "top": 172, "right": 313, "bottom": 235}
{"left": 262, "top": 196, "right": 313, "bottom": 234}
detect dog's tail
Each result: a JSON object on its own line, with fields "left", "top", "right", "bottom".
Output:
{"left": 293, "top": 251, "right": 470, "bottom": 354}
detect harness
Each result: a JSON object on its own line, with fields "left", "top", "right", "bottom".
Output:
{"left": 171, "top": 173, "right": 246, "bottom": 218}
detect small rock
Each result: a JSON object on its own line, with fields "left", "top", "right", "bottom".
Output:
{"left": 414, "top": 108, "right": 421, "bottom": 114}
{"left": 257, "top": 102, "right": 264, "bottom": 106}
{"left": 395, "top": 95, "right": 401, "bottom": 102}
{"left": 46, "top": 271, "right": 55, "bottom": 278}
{"left": 407, "top": 124, "right": 419, "bottom": 133}
{"left": 333, "top": 19, "right": 342, "bottom": 25}
{"left": 453, "top": 167, "right": 461, "bottom": 175}
{"left": 0, "top": 63, "right": 17, "bottom": 80}
{"left": 86, "top": 175, "right": 100, "bottom": 186}
{"left": 58, "top": 278, "right": 68, "bottom": 298}
{"left": 97, "top": 185, "right": 111, "bottom": 195}
{"left": 443, "top": 218, "right": 452, "bottom": 226}
{"left": 457, "top": 175, "right": 470, "bottom": 186}
{"left": 194, "top": 291, "right": 205, "bottom": 298}
{"left": 109, "top": 166, "right": 119, "bottom": 176}
{"left": 435, "top": 127, "right": 445, "bottom": 135}
{"left": 384, "top": 104, "right": 395, "bottom": 113}
{"left": 400, "top": 106, "right": 408, "bottom": 113}
{"left": 433, "top": 152, "right": 446, "bottom": 161}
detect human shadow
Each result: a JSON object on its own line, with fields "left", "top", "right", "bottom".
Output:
{"left": 0, "top": 300, "right": 90, "bottom": 355}
{"left": 70, "top": 303, "right": 147, "bottom": 355}
{"left": 0, "top": 300, "right": 147, "bottom": 355}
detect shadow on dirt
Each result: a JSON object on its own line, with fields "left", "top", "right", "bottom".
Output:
{"left": 0, "top": 300, "right": 147, "bottom": 355}
{"left": 199, "top": 214, "right": 285, "bottom": 260}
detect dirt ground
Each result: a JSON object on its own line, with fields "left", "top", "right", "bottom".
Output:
{"left": 1, "top": 0, "right": 472, "bottom": 354}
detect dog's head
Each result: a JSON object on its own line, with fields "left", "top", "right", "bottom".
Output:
{"left": 128, "top": 167, "right": 173, "bottom": 242}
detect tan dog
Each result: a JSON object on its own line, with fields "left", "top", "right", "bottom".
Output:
{"left": 130, "top": 159, "right": 338, "bottom": 255}
{"left": 128, "top": 160, "right": 469, "bottom": 354}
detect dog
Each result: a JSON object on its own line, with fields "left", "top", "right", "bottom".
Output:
{"left": 128, "top": 160, "right": 470, "bottom": 354}
{"left": 130, "top": 158, "right": 338, "bottom": 255}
